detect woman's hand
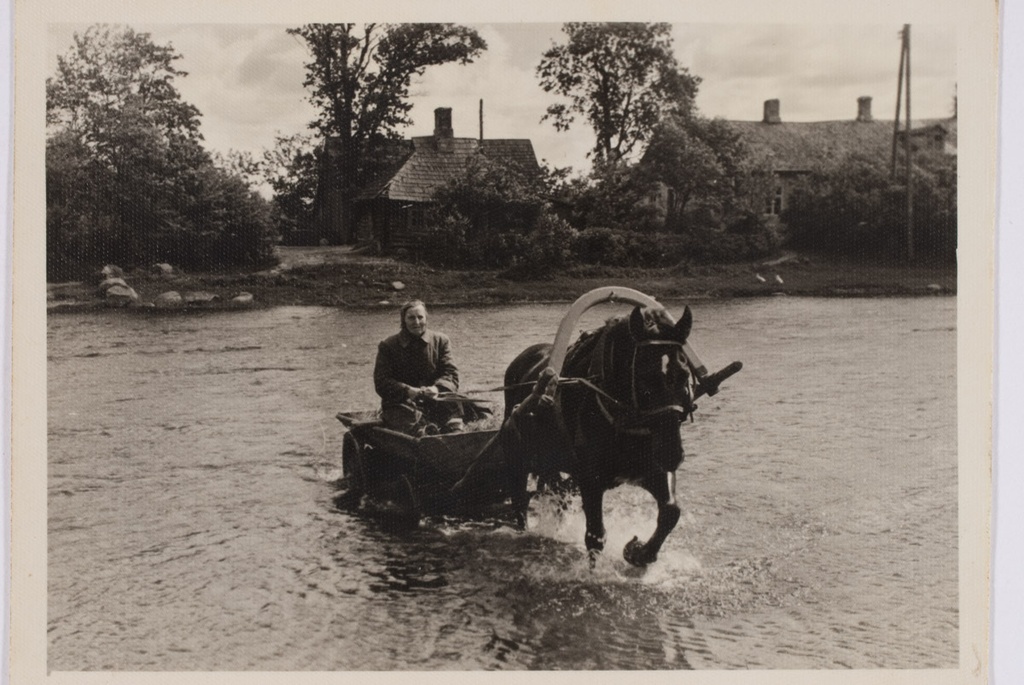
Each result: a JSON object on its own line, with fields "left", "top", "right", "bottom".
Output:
{"left": 418, "top": 386, "right": 440, "bottom": 399}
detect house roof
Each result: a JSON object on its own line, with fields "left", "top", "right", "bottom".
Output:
{"left": 726, "top": 117, "right": 956, "bottom": 172}
{"left": 354, "top": 136, "right": 539, "bottom": 203}
{"left": 900, "top": 119, "right": 958, "bottom": 149}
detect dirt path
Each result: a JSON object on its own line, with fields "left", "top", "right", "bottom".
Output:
{"left": 273, "top": 245, "right": 394, "bottom": 270}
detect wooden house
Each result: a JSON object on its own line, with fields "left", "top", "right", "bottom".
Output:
{"left": 314, "top": 107, "right": 540, "bottom": 250}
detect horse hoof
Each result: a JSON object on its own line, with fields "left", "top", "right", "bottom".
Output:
{"left": 623, "top": 536, "right": 654, "bottom": 567}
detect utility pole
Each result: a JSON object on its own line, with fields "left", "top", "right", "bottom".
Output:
{"left": 891, "top": 25, "right": 914, "bottom": 261}
{"left": 905, "top": 25, "right": 914, "bottom": 262}
{"left": 890, "top": 29, "right": 906, "bottom": 178}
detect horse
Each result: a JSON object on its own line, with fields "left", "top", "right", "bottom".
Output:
{"left": 501, "top": 303, "right": 695, "bottom": 567}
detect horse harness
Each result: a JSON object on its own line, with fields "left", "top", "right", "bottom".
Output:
{"left": 572, "top": 325, "right": 696, "bottom": 437}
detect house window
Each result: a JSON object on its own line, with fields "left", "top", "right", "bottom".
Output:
{"left": 408, "top": 206, "right": 426, "bottom": 232}
{"left": 766, "top": 186, "right": 783, "bottom": 215}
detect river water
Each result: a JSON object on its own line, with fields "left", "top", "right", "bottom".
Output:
{"left": 47, "top": 297, "right": 957, "bottom": 671}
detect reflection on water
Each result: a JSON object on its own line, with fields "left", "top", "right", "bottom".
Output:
{"left": 47, "top": 298, "right": 957, "bottom": 670}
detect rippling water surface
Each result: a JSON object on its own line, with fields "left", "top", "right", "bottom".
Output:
{"left": 47, "top": 297, "right": 957, "bottom": 670}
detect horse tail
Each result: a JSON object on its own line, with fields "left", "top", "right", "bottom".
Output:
{"left": 503, "top": 342, "right": 552, "bottom": 420}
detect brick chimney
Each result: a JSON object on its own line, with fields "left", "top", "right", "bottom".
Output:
{"left": 434, "top": 107, "right": 454, "bottom": 152}
{"left": 763, "top": 99, "right": 781, "bottom": 124}
{"left": 856, "top": 96, "right": 873, "bottom": 122}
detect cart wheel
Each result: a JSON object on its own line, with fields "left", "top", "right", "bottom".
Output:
{"left": 380, "top": 475, "right": 421, "bottom": 530}
{"left": 400, "top": 475, "right": 421, "bottom": 523}
{"left": 342, "top": 432, "right": 367, "bottom": 492}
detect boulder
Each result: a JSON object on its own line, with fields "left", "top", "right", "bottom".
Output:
{"left": 183, "top": 291, "right": 220, "bottom": 305}
{"left": 104, "top": 284, "right": 139, "bottom": 306}
{"left": 97, "top": 277, "right": 129, "bottom": 295}
{"left": 101, "top": 264, "right": 125, "bottom": 279}
{"left": 230, "top": 292, "right": 255, "bottom": 307}
{"left": 154, "top": 291, "right": 184, "bottom": 308}
{"left": 391, "top": 280, "right": 406, "bottom": 292}
{"left": 152, "top": 263, "right": 176, "bottom": 276}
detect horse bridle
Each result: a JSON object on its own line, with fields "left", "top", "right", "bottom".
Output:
{"left": 585, "top": 334, "right": 696, "bottom": 434}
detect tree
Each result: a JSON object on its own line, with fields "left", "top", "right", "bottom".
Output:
{"left": 46, "top": 25, "right": 277, "bottom": 278}
{"left": 782, "top": 151, "right": 957, "bottom": 262}
{"left": 288, "top": 23, "right": 486, "bottom": 242}
{"left": 570, "top": 161, "right": 661, "bottom": 231}
{"left": 640, "top": 113, "right": 763, "bottom": 226}
{"left": 47, "top": 25, "right": 204, "bottom": 163}
{"left": 423, "top": 154, "right": 547, "bottom": 267}
{"left": 258, "top": 133, "right": 320, "bottom": 243}
{"left": 537, "top": 23, "right": 700, "bottom": 164}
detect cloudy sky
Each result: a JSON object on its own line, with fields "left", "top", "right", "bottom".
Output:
{"left": 46, "top": 22, "right": 957, "bottom": 174}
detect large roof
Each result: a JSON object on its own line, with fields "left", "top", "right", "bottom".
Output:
{"left": 726, "top": 117, "right": 956, "bottom": 172}
{"left": 354, "top": 136, "right": 539, "bottom": 202}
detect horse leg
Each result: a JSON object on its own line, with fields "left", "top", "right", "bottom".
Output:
{"left": 580, "top": 483, "right": 606, "bottom": 565}
{"left": 510, "top": 464, "right": 531, "bottom": 529}
{"left": 623, "top": 471, "right": 681, "bottom": 567}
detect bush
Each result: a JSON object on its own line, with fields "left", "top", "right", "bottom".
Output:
{"left": 421, "top": 212, "right": 472, "bottom": 268}
{"left": 430, "top": 155, "right": 545, "bottom": 238}
{"left": 504, "top": 214, "right": 578, "bottom": 280}
{"left": 46, "top": 134, "right": 279, "bottom": 280}
{"left": 573, "top": 227, "right": 630, "bottom": 265}
{"left": 782, "top": 151, "right": 956, "bottom": 262}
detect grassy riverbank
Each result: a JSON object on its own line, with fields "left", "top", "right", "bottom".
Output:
{"left": 47, "top": 246, "right": 956, "bottom": 311}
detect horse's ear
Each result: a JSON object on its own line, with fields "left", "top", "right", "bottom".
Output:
{"left": 674, "top": 305, "right": 693, "bottom": 342}
{"left": 628, "top": 306, "right": 647, "bottom": 339}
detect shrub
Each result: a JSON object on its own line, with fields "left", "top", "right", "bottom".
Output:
{"left": 505, "top": 214, "right": 579, "bottom": 280}
{"left": 573, "top": 227, "right": 630, "bottom": 265}
{"left": 421, "top": 212, "right": 471, "bottom": 268}
{"left": 782, "top": 151, "right": 956, "bottom": 262}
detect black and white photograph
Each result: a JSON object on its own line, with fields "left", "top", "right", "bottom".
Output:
{"left": 9, "top": 0, "right": 998, "bottom": 681}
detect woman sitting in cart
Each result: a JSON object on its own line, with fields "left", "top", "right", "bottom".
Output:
{"left": 373, "top": 300, "right": 465, "bottom": 435}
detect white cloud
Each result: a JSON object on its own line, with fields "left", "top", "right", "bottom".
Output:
{"left": 677, "top": 23, "right": 956, "bottom": 122}
{"left": 47, "top": 22, "right": 957, "bottom": 175}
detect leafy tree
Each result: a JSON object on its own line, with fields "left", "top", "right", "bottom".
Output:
{"left": 783, "top": 154, "right": 895, "bottom": 257}
{"left": 639, "top": 113, "right": 754, "bottom": 225}
{"left": 258, "top": 132, "right": 320, "bottom": 243}
{"left": 212, "top": 148, "right": 263, "bottom": 189}
{"left": 430, "top": 155, "right": 545, "bottom": 235}
{"left": 558, "top": 161, "right": 661, "bottom": 231}
{"left": 423, "top": 154, "right": 546, "bottom": 267}
{"left": 46, "top": 25, "right": 277, "bottom": 279}
{"left": 783, "top": 151, "right": 956, "bottom": 262}
{"left": 47, "top": 26, "right": 203, "bottom": 147}
{"left": 288, "top": 23, "right": 486, "bottom": 242}
{"left": 537, "top": 23, "right": 700, "bottom": 164}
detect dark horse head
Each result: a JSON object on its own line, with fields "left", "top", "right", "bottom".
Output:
{"left": 501, "top": 304, "right": 694, "bottom": 566}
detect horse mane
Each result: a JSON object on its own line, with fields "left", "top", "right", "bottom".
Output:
{"left": 564, "top": 307, "right": 677, "bottom": 368}
{"left": 562, "top": 317, "right": 622, "bottom": 379}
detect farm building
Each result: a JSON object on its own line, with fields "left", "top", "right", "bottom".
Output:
{"left": 727, "top": 97, "right": 957, "bottom": 219}
{"left": 313, "top": 107, "right": 540, "bottom": 249}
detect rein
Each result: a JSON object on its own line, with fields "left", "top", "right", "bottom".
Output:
{"left": 456, "top": 323, "right": 697, "bottom": 433}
